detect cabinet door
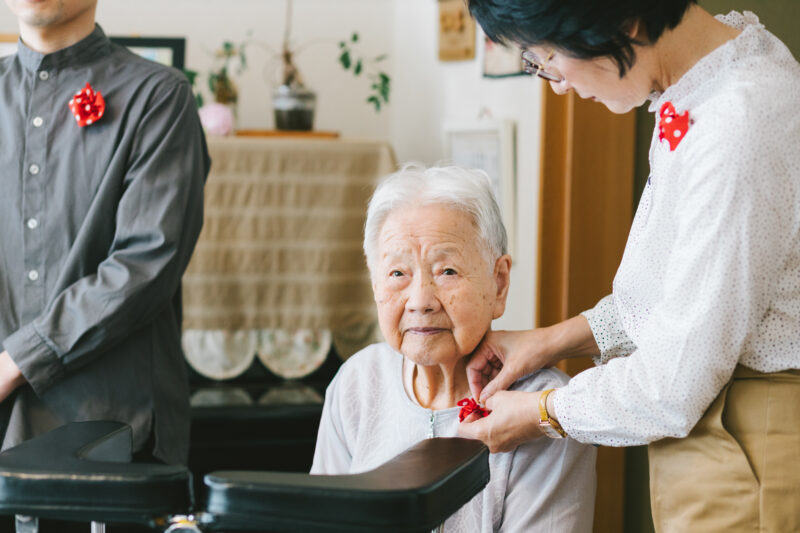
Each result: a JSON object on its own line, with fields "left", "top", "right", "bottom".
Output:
{"left": 537, "top": 89, "right": 635, "bottom": 533}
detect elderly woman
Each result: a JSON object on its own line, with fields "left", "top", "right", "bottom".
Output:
{"left": 311, "top": 164, "right": 596, "bottom": 532}
{"left": 458, "top": 1, "right": 800, "bottom": 531}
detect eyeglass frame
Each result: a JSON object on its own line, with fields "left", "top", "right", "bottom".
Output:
{"left": 521, "top": 49, "right": 564, "bottom": 83}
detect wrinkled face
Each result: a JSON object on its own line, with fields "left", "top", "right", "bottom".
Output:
{"left": 5, "top": 0, "right": 97, "bottom": 29}
{"left": 372, "top": 204, "right": 508, "bottom": 366}
{"left": 525, "top": 45, "right": 653, "bottom": 114}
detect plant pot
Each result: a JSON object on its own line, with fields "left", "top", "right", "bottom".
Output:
{"left": 198, "top": 102, "right": 236, "bottom": 136}
{"left": 272, "top": 84, "right": 316, "bottom": 131}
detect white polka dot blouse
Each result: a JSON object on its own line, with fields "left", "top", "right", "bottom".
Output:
{"left": 553, "top": 11, "right": 800, "bottom": 446}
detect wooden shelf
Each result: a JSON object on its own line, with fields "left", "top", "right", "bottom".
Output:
{"left": 235, "top": 129, "right": 340, "bottom": 139}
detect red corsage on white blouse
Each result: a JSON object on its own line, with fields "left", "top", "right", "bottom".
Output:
{"left": 68, "top": 82, "right": 106, "bottom": 127}
{"left": 658, "top": 102, "right": 690, "bottom": 151}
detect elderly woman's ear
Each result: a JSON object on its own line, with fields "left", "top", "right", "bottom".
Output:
{"left": 491, "top": 254, "right": 513, "bottom": 319}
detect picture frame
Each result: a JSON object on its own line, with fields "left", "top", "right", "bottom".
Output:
{"left": 482, "top": 36, "right": 528, "bottom": 78}
{"left": 443, "top": 119, "right": 517, "bottom": 256}
{"left": 109, "top": 36, "right": 186, "bottom": 70}
{"left": 0, "top": 34, "right": 18, "bottom": 58}
{"left": 438, "top": 0, "right": 476, "bottom": 61}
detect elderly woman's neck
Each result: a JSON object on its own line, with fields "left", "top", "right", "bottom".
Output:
{"left": 405, "top": 358, "right": 472, "bottom": 411}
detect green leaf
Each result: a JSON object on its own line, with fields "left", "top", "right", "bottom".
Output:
{"left": 223, "top": 41, "right": 234, "bottom": 54}
{"left": 374, "top": 54, "right": 388, "bottom": 62}
{"left": 339, "top": 51, "right": 351, "bottom": 69}
{"left": 367, "top": 95, "right": 380, "bottom": 111}
{"left": 339, "top": 41, "right": 346, "bottom": 48}
{"left": 208, "top": 73, "right": 217, "bottom": 94}
{"left": 351, "top": 32, "right": 359, "bottom": 43}
{"left": 195, "top": 92, "right": 204, "bottom": 108}
{"left": 379, "top": 72, "right": 390, "bottom": 84}
{"left": 354, "top": 59, "right": 362, "bottom": 76}
{"left": 183, "top": 69, "right": 198, "bottom": 85}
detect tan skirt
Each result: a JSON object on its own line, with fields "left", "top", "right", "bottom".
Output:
{"left": 648, "top": 365, "right": 800, "bottom": 532}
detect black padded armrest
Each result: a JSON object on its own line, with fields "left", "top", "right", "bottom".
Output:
{"left": 203, "top": 437, "right": 489, "bottom": 533}
{"left": 0, "top": 421, "right": 191, "bottom": 525}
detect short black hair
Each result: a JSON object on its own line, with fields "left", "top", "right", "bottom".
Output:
{"left": 468, "top": 0, "right": 697, "bottom": 77}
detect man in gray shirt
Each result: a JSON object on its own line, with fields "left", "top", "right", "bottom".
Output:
{"left": 0, "top": 0, "right": 209, "bottom": 464}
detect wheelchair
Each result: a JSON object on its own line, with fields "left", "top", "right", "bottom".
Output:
{"left": 0, "top": 421, "right": 488, "bottom": 533}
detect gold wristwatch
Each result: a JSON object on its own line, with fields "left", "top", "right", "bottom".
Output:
{"left": 538, "top": 389, "right": 567, "bottom": 439}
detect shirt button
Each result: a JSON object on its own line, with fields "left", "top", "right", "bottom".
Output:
{"left": 38, "top": 71, "right": 49, "bottom": 81}
{"left": 32, "top": 116, "right": 43, "bottom": 127}
{"left": 28, "top": 270, "right": 39, "bottom": 281}
{"left": 29, "top": 164, "right": 40, "bottom": 175}
{"left": 26, "top": 218, "right": 39, "bottom": 229}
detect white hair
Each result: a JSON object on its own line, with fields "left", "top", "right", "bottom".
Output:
{"left": 364, "top": 162, "right": 508, "bottom": 270}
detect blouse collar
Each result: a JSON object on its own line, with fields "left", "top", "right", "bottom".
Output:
{"left": 648, "top": 11, "right": 764, "bottom": 112}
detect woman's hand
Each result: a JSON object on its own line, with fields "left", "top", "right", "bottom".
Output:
{"left": 457, "top": 390, "right": 543, "bottom": 453}
{"left": 467, "top": 316, "right": 599, "bottom": 403}
{"left": 466, "top": 329, "right": 557, "bottom": 403}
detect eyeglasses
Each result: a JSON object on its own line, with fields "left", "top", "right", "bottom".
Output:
{"left": 522, "top": 50, "right": 564, "bottom": 83}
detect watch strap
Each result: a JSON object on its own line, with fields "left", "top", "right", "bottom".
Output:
{"left": 538, "top": 388, "right": 567, "bottom": 439}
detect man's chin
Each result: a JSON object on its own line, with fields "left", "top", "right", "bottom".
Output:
{"left": 19, "top": 12, "right": 62, "bottom": 28}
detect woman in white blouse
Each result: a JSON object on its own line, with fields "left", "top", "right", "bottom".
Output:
{"left": 459, "top": 1, "right": 800, "bottom": 531}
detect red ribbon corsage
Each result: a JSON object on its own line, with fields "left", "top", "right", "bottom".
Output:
{"left": 457, "top": 397, "right": 489, "bottom": 422}
{"left": 658, "top": 102, "right": 690, "bottom": 151}
{"left": 68, "top": 82, "right": 106, "bottom": 127}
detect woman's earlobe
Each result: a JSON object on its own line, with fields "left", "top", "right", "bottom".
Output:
{"left": 625, "top": 17, "right": 645, "bottom": 41}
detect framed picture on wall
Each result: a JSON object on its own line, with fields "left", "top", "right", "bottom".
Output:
{"left": 0, "top": 34, "right": 18, "bottom": 57}
{"left": 443, "top": 119, "right": 517, "bottom": 255}
{"left": 483, "top": 36, "right": 527, "bottom": 78}
{"left": 109, "top": 36, "right": 186, "bottom": 70}
{"left": 438, "top": 0, "right": 476, "bottom": 61}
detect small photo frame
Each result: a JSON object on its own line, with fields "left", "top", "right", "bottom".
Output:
{"left": 443, "top": 119, "right": 517, "bottom": 256}
{"left": 110, "top": 36, "right": 186, "bottom": 70}
{"left": 483, "top": 36, "right": 527, "bottom": 78}
{"left": 0, "top": 34, "right": 18, "bottom": 58}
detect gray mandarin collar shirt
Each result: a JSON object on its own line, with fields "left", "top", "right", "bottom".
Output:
{"left": 0, "top": 25, "right": 209, "bottom": 463}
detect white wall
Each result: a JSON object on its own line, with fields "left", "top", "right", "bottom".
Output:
{"left": 390, "top": 1, "right": 543, "bottom": 330}
{"left": 1, "top": 0, "right": 544, "bottom": 329}
{"left": 91, "top": 0, "right": 395, "bottom": 139}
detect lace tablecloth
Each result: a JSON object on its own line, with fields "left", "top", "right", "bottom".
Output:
{"left": 182, "top": 137, "right": 395, "bottom": 380}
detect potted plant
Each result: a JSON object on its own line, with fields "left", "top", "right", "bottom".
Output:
{"left": 272, "top": 0, "right": 391, "bottom": 131}
{"left": 187, "top": 37, "right": 249, "bottom": 136}
{"left": 209, "top": 39, "right": 248, "bottom": 107}
{"left": 272, "top": 0, "right": 316, "bottom": 131}
{"left": 187, "top": 1, "right": 391, "bottom": 133}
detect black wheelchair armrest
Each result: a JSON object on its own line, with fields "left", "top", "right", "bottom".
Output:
{"left": 0, "top": 421, "right": 192, "bottom": 525}
{"left": 203, "top": 437, "right": 489, "bottom": 533}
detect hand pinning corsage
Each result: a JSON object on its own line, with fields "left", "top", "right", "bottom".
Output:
{"left": 68, "top": 82, "right": 106, "bottom": 127}
{"left": 457, "top": 397, "right": 489, "bottom": 422}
